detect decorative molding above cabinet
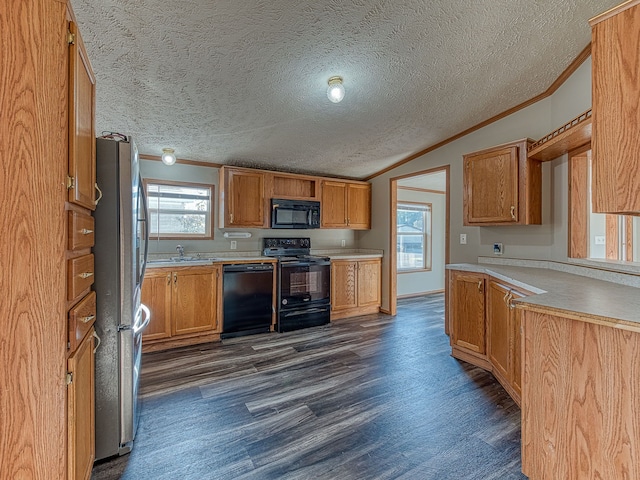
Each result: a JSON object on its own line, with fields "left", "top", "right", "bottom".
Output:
{"left": 463, "top": 138, "right": 541, "bottom": 226}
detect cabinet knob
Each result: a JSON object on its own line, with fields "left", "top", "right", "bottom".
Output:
{"left": 80, "top": 228, "right": 93, "bottom": 235}
{"left": 79, "top": 272, "right": 94, "bottom": 279}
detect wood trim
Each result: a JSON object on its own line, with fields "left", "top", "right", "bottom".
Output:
{"left": 568, "top": 146, "right": 590, "bottom": 258}
{"left": 139, "top": 154, "right": 223, "bottom": 169}
{"left": 625, "top": 216, "right": 634, "bottom": 262}
{"left": 365, "top": 44, "right": 592, "bottom": 181}
{"left": 143, "top": 178, "right": 215, "bottom": 240}
{"left": 389, "top": 178, "right": 398, "bottom": 316}
{"left": 390, "top": 165, "right": 450, "bottom": 317}
{"left": 330, "top": 305, "right": 380, "bottom": 321}
{"left": 142, "top": 332, "right": 220, "bottom": 353}
{"left": 398, "top": 186, "right": 446, "bottom": 195}
{"left": 606, "top": 214, "right": 619, "bottom": 259}
{"left": 397, "top": 289, "right": 444, "bottom": 299}
{"left": 589, "top": 0, "right": 640, "bottom": 26}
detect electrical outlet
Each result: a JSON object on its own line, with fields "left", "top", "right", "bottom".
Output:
{"left": 341, "top": 239, "right": 346, "bottom": 247}
{"left": 230, "top": 240, "right": 237, "bottom": 250}
{"left": 459, "top": 234, "right": 467, "bottom": 245}
{"left": 594, "top": 235, "right": 606, "bottom": 245}
{"left": 493, "top": 243, "right": 504, "bottom": 255}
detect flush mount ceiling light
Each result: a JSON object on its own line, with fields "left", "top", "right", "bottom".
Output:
{"left": 161, "top": 147, "right": 176, "bottom": 165}
{"left": 327, "top": 76, "right": 345, "bottom": 103}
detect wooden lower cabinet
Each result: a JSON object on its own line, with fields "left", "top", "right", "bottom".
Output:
{"left": 521, "top": 309, "right": 640, "bottom": 479}
{"left": 67, "top": 328, "right": 95, "bottom": 480}
{"left": 142, "top": 266, "right": 221, "bottom": 352}
{"left": 331, "top": 258, "right": 381, "bottom": 320}
{"left": 449, "top": 270, "right": 490, "bottom": 368}
{"left": 448, "top": 269, "right": 530, "bottom": 403}
{"left": 486, "top": 281, "right": 528, "bottom": 405}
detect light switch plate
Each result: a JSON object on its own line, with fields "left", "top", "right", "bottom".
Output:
{"left": 230, "top": 240, "right": 237, "bottom": 250}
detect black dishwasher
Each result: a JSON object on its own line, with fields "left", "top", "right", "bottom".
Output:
{"left": 222, "top": 263, "right": 274, "bottom": 339}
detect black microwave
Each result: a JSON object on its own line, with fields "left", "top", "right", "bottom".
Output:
{"left": 271, "top": 199, "right": 321, "bottom": 229}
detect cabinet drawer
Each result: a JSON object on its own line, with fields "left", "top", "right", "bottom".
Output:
{"left": 68, "top": 291, "right": 96, "bottom": 352}
{"left": 68, "top": 210, "right": 95, "bottom": 251}
{"left": 68, "top": 254, "right": 94, "bottom": 301}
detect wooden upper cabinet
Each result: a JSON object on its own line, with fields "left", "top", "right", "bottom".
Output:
{"left": 347, "top": 183, "right": 371, "bottom": 229}
{"left": 591, "top": 2, "right": 640, "bottom": 214}
{"left": 68, "top": 21, "right": 96, "bottom": 211}
{"left": 219, "top": 166, "right": 267, "bottom": 228}
{"left": 321, "top": 180, "right": 371, "bottom": 229}
{"left": 269, "top": 172, "right": 319, "bottom": 200}
{"left": 463, "top": 139, "right": 541, "bottom": 226}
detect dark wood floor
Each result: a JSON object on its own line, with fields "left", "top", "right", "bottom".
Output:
{"left": 92, "top": 294, "right": 527, "bottom": 479}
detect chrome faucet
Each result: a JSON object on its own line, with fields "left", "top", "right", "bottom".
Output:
{"left": 176, "top": 245, "right": 184, "bottom": 259}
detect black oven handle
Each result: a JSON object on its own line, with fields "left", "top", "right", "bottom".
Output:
{"left": 280, "top": 260, "right": 331, "bottom": 267}
{"left": 282, "top": 306, "right": 330, "bottom": 318}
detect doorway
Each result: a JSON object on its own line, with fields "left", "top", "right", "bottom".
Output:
{"left": 389, "top": 166, "right": 449, "bottom": 315}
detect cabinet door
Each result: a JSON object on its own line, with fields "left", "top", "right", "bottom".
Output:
{"left": 68, "top": 21, "right": 96, "bottom": 211}
{"left": 225, "top": 168, "right": 266, "bottom": 227}
{"left": 67, "top": 329, "right": 95, "bottom": 480}
{"left": 141, "top": 270, "right": 172, "bottom": 341}
{"left": 451, "top": 272, "right": 486, "bottom": 354}
{"left": 510, "top": 291, "right": 525, "bottom": 398}
{"left": 464, "top": 146, "right": 519, "bottom": 224}
{"left": 172, "top": 268, "right": 218, "bottom": 335}
{"left": 331, "top": 260, "right": 358, "bottom": 310}
{"left": 591, "top": 3, "right": 640, "bottom": 214}
{"left": 487, "top": 281, "right": 511, "bottom": 382}
{"left": 357, "top": 259, "right": 380, "bottom": 307}
{"left": 321, "top": 181, "right": 348, "bottom": 227}
{"left": 347, "top": 183, "right": 371, "bottom": 229}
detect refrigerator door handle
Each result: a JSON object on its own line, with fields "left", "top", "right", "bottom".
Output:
{"left": 133, "top": 303, "right": 151, "bottom": 335}
{"left": 138, "top": 176, "right": 149, "bottom": 282}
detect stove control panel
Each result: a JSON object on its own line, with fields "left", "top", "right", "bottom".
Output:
{"left": 263, "top": 238, "right": 310, "bottom": 249}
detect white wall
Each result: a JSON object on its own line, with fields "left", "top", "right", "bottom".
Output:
{"left": 140, "top": 160, "right": 357, "bottom": 255}
{"left": 359, "top": 59, "right": 594, "bottom": 311}
{"left": 396, "top": 189, "right": 446, "bottom": 296}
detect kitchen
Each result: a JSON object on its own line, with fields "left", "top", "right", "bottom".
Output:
{"left": 3, "top": 0, "right": 640, "bottom": 479}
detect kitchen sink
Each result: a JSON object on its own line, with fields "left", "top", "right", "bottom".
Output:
{"left": 147, "top": 257, "right": 219, "bottom": 266}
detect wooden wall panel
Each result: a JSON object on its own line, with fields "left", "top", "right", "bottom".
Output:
{"left": 0, "top": 0, "right": 69, "bottom": 478}
{"left": 568, "top": 148, "right": 590, "bottom": 258}
{"left": 522, "top": 310, "right": 640, "bottom": 479}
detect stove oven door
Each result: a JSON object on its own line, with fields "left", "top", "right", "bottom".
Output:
{"left": 278, "top": 261, "right": 330, "bottom": 310}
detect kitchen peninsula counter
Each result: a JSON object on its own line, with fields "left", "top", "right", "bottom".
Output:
{"left": 447, "top": 262, "right": 640, "bottom": 331}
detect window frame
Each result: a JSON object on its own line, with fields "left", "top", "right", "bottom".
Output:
{"left": 144, "top": 178, "right": 214, "bottom": 240}
{"left": 396, "top": 201, "right": 432, "bottom": 273}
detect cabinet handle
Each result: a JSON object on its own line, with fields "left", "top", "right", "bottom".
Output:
{"left": 503, "top": 290, "right": 511, "bottom": 306}
{"left": 167, "top": 273, "right": 171, "bottom": 285}
{"left": 80, "top": 314, "right": 95, "bottom": 324}
{"left": 79, "top": 272, "right": 94, "bottom": 279}
{"left": 173, "top": 273, "right": 177, "bottom": 284}
{"left": 477, "top": 280, "right": 482, "bottom": 292}
{"left": 95, "top": 183, "right": 103, "bottom": 206}
{"left": 80, "top": 228, "right": 93, "bottom": 235}
{"left": 508, "top": 292, "right": 515, "bottom": 310}
{"left": 92, "top": 331, "right": 101, "bottom": 353}
{"left": 510, "top": 205, "right": 516, "bottom": 220}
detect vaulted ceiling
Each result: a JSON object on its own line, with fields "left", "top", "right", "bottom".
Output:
{"left": 71, "top": 0, "right": 618, "bottom": 179}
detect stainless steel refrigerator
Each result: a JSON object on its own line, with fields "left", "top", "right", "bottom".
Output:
{"left": 93, "top": 136, "right": 150, "bottom": 460}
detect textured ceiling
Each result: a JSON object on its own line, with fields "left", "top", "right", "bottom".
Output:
{"left": 71, "top": 0, "right": 618, "bottom": 179}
